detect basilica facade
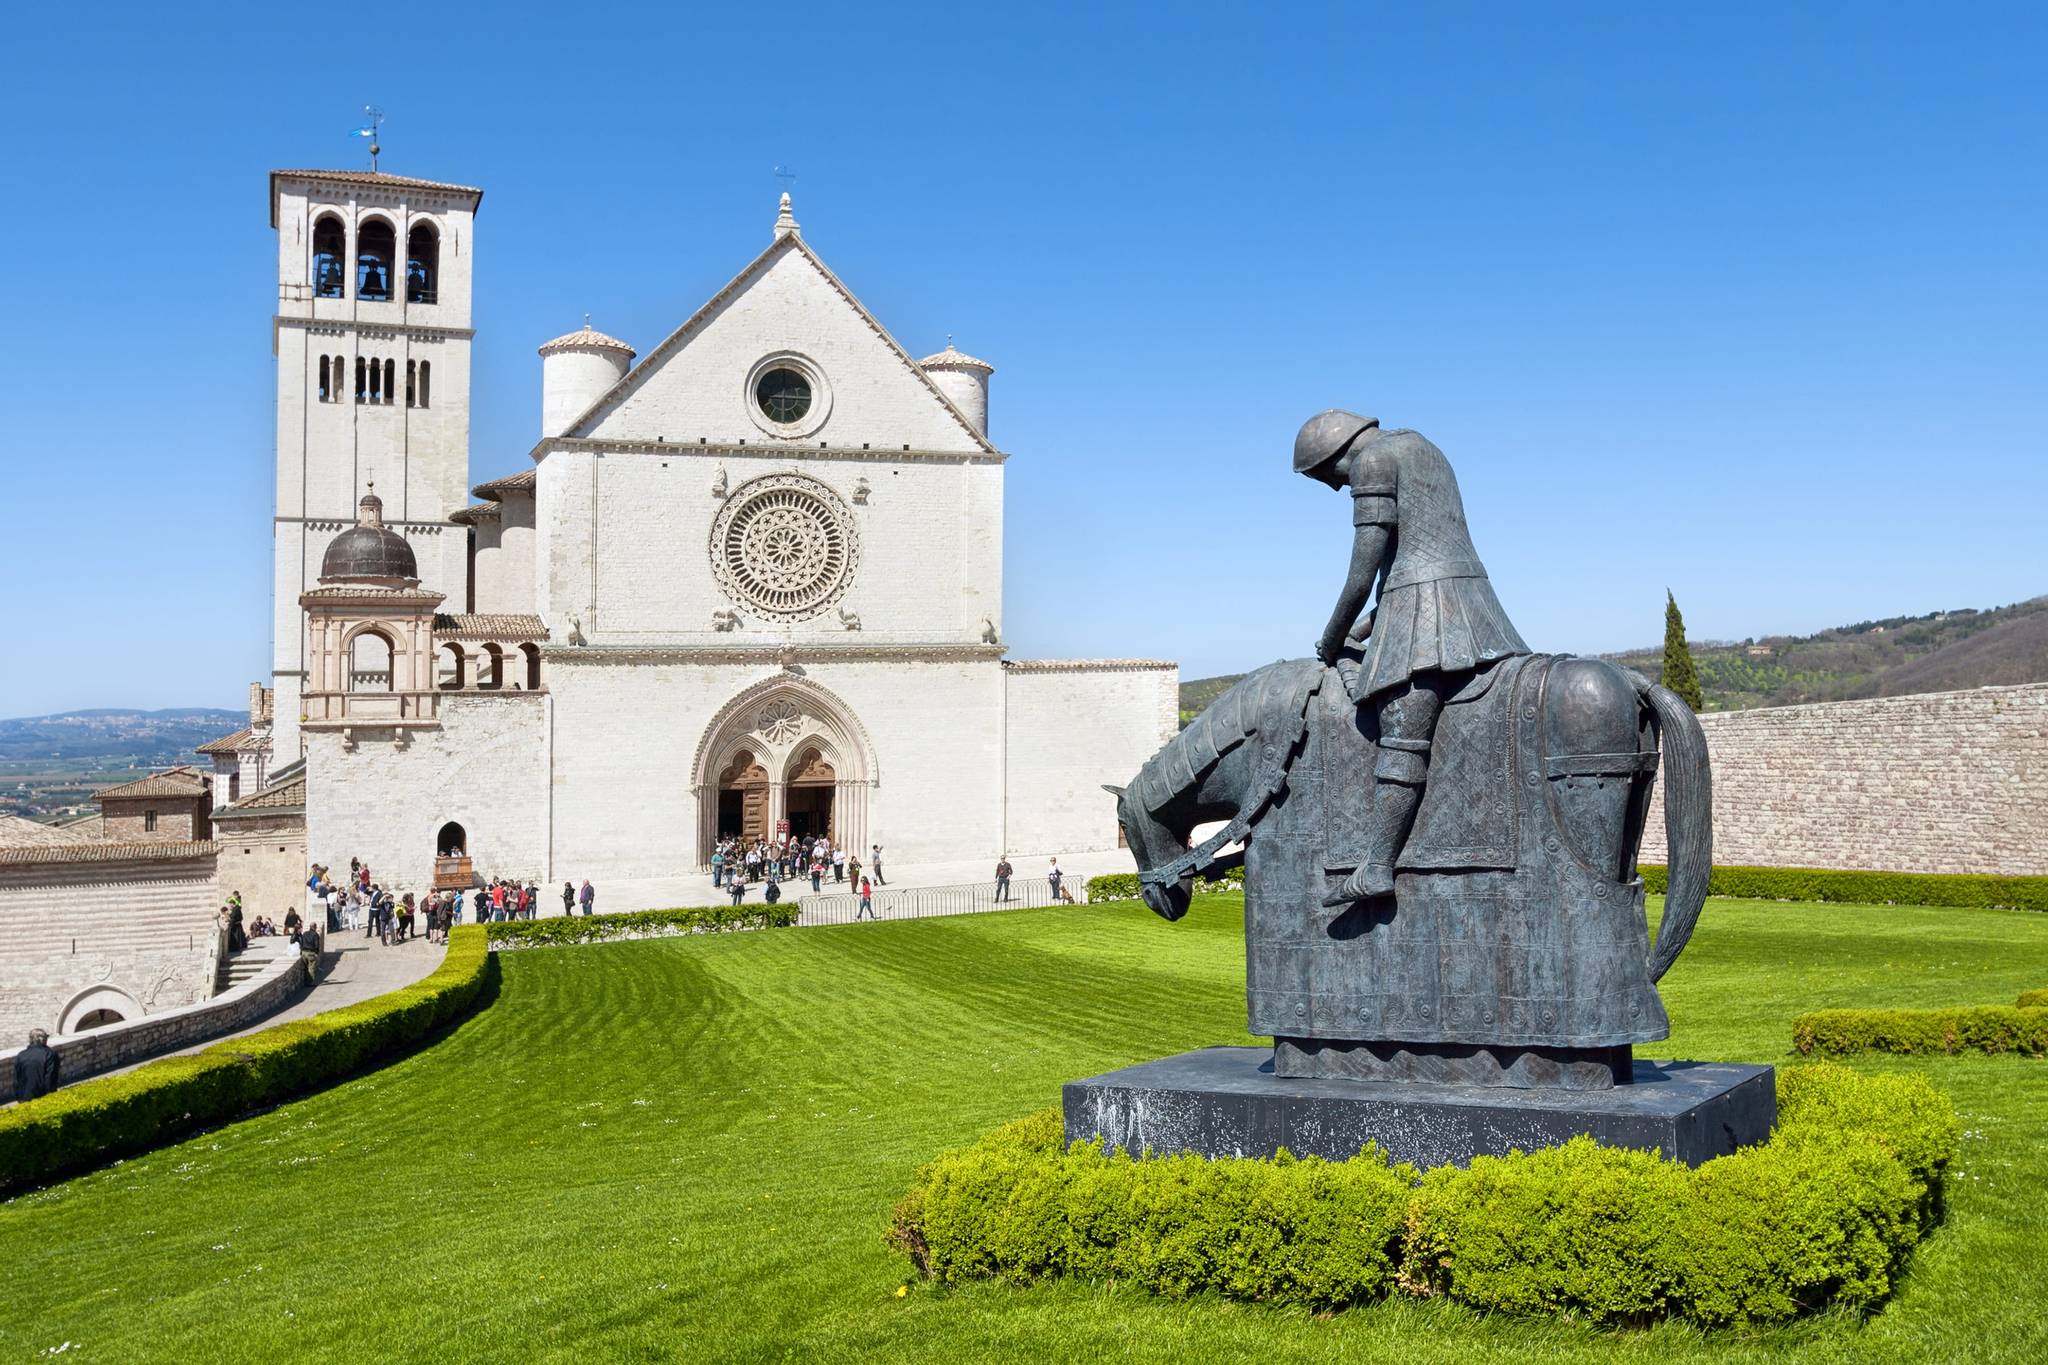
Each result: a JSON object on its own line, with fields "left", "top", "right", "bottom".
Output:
{"left": 238, "top": 168, "right": 1176, "bottom": 887}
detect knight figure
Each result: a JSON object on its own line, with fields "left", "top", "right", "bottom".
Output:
{"left": 1297, "top": 411, "right": 1531, "bottom": 903}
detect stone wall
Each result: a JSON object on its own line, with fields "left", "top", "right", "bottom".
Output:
{"left": 1639, "top": 682, "right": 2048, "bottom": 876}
{"left": 0, "top": 843, "right": 221, "bottom": 1040}
{"left": 0, "top": 940, "right": 312, "bottom": 1103}
{"left": 1004, "top": 661, "right": 1181, "bottom": 858}
{"left": 213, "top": 813, "right": 309, "bottom": 923}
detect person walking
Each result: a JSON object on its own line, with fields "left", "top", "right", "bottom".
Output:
{"left": 729, "top": 874, "right": 747, "bottom": 907}
{"left": 809, "top": 854, "right": 823, "bottom": 895}
{"left": 711, "top": 845, "right": 725, "bottom": 888}
{"left": 579, "top": 879, "right": 596, "bottom": 916}
{"left": 14, "top": 1029, "right": 59, "bottom": 1101}
{"left": 764, "top": 874, "right": 781, "bottom": 906}
{"left": 561, "top": 881, "right": 575, "bottom": 917}
{"left": 833, "top": 845, "right": 846, "bottom": 883}
{"left": 995, "top": 856, "right": 1012, "bottom": 903}
{"left": 856, "top": 875, "right": 875, "bottom": 921}
{"left": 870, "top": 845, "right": 886, "bottom": 885}
{"left": 1047, "top": 858, "right": 1064, "bottom": 903}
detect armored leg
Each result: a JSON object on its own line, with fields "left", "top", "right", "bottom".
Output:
{"left": 1325, "top": 677, "right": 1446, "bottom": 905}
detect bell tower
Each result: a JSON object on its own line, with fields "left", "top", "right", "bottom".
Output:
{"left": 267, "top": 168, "right": 482, "bottom": 758}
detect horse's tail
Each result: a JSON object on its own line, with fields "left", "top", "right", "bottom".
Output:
{"left": 1638, "top": 678, "right": 1713, "bottom": 981}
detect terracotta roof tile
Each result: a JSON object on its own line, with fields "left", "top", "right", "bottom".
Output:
{"left": 434, "top": 613, "right": 548, "bottom": 640}
{"left": 93, "top": 767, "right": 209, "bottom": 801}
{"left": 0, "top": 839, "right": 213, "bottom": 867}
{"left": 216, "top": 774, "right": 307, "bottom": 817}
{"left": 0, "top": 815, "right": 100, "bottom": 849}
{"left": 196, "top": 726, "right": 254, "bottom": 755}
{"left": 471, "top": 469, "right": 536, "bottom": 499}
{"left": 539, "top": 324, "right": 635, "bottom": 358}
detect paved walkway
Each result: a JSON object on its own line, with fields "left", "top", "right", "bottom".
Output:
{"left": 576, "top": 847, "right": 1141, "bottom": 916}
{"left": 101, "top": 932, "right": 447, "bottom": 1077}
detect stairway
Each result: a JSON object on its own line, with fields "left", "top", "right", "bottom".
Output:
{"left": 215, "top": 937, "right": 290, "bottom": 994}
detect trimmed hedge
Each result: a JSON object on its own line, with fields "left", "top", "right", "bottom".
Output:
{"left": 0, "top": 925, "right": 494, "bottom": 1194}
{"left": 888, "top": 1063, "right": 1957, "bottom": 1327}
{"left": 1086, "top": 865, "right": 1243, "bottom": 904}
{"left": 1640, "top": 862, "right": 2046, "bottom": 911}
{"left": 1793, "top": 994, "right": 2048, "bottom": 1056}
{"left": 486, "top": 903, "right": 798, "bottom": 949}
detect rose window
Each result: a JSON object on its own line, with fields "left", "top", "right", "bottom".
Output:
{"left": 756, "top": 700, "right": 802, "bottom": 742}
{"left": 710, "top": 473, "right": 859, "bottom": 622}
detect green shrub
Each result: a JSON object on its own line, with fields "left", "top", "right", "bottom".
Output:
{"left": 1086, "top": 865, "right": 1242, "bottom": 904}
{"left": 2017, "top": 988, "right": 2048, "bottom": 1009}
{"left": 487, "top": 903, "right": 796, "bottom": 949}
{"left": 0, "top": 925, "right": 495, "bottom": 1194}
{"left": 1791, "top": 1004, "right": 2048, "bottom": 1057}
{"left": 888, "top": 1063, "right": 1956, "bottom": 1327}
{"left": 1639, "top": 863, "right": 2047, "bottom": 911}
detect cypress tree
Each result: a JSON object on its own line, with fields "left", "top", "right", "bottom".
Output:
{"left": 1661, "top": 590, "right": 1705, "bottom": 711}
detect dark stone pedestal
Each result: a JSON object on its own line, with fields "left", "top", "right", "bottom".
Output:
{"left": 1063, "top": 1046, "right": 1775, "bottom": 1169}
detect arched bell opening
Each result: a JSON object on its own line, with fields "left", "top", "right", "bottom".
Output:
{"left": 312, "top": 214, "right": 346, "bottom": 298}
{"left": 406, "top": 222, "right": 439, "bottom": 304}
{"left": 437, "top": 821, "right": 467, "bottom": 856}
{"left": 356, "top": 217, "right": 396, "bottom": 301}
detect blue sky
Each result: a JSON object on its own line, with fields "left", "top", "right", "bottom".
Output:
{"left": 1, "top": 3, "right": 2042, "bottom": 716}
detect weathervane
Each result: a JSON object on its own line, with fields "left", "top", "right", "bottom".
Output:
{"left": 355, "top": 106, "right": 385, "bottom": 172}
{"left": 774, "top": 164, "right": 797, "bottom": 195}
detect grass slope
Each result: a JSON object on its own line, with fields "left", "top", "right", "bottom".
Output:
{"left": 3, "top": 897, "right": 2046, "bottom": 1363}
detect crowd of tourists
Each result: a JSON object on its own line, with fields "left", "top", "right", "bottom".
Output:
{"left": 300, "top": 858, "right": 599, "bottom": 943}
{"left": 709, "top": 835, "right": 880, "bottom": 901}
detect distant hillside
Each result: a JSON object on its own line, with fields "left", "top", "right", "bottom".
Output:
{"left": 0, "top": 708, "right": 243, "bottom": 765}
{"left": 1178, "top": 596, "right": 2048, "bottom": 721}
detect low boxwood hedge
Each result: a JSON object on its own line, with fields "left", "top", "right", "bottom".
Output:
{"left": 1793, "top": 992, "right": 2048, "bottom": 1056}
{"left": 888, "top": 1063, "right": 1956, "bottom": 1327}
{"left": 0, "top": 924, "right": 495, "bottom": 1194}
{"left": 1086, "top": 866, "right": 1243, "bottom": 903}
{"left": 486, "top": 903, "right": 797, "bottom": 949}
{"left": 1640, "top": 863, "right": 2046, "bottom": 911}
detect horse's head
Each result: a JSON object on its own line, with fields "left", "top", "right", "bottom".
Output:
{"left": 1104, "top": 782, "right": 1193, "bottom": 922}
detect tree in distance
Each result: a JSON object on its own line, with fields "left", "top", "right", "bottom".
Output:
{"left": 1663, "top": 590, "right": 1705, "bottom": 711}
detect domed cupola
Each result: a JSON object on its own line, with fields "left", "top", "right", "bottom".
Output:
{"left": 321, "top": 487, "right": 418, "bottom": 583}
{"left": 918, "top": 338, "right": 994, "bottom": 438}
{"left": 539, "top": 317, "right": 635, "bottom": 438}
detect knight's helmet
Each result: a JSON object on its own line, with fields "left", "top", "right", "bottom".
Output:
{"left": 1293, "top": 409, "right": 1380, "bottom": 481}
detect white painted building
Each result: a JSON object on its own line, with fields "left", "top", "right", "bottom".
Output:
{"left": 249, "top": 171, "right": 1176, "bottom": 887}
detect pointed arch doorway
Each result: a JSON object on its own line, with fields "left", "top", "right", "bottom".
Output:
{"left": 692, "top": 676, "right": 876, "bottom": 867}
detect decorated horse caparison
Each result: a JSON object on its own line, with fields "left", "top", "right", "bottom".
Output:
{"left": 1110, "top": 414, "right": 1713, "bottom": 1091}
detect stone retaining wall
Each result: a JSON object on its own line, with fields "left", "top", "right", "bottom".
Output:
{"left": 1640, "top": 682, "right": 2048, "bottom": 876}
{"left": 0, "top": 939, "right": 317, "bottom": 1103}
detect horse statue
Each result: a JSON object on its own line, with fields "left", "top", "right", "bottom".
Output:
{"left": 1110, "top": 651, "right": 1711, "bottom": 1089}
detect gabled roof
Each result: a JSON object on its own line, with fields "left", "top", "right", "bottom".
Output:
{"left": 269, "top": 169, "right": 484, "bottom": 226}
{"left": 554, "top": 221, "right": 998, "bottom": 457}
{"left": 196, "top": 726, "right": 254, "bottom": 755}
{"left": 93, "top": 767, "right": 209, "bottom": 801}
{"left": 0, "top": 814, "right": 100, "bottom": 849}
{"left": 0, "top": 839, "right": 213, "bottom": 867}
{"left": 449, "top": 501, "right": 501, "bottom": 525}
{"left": 214, "top": 771, "right": 307, "bottom": 820}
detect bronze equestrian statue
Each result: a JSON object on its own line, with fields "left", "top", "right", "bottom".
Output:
{"left": 1110, "top": 415, "right": 1713, "bottom": 1090}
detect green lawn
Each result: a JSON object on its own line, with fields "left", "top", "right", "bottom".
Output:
{"left": 4, "top": 895, "right": 2046, "bottom": 1363}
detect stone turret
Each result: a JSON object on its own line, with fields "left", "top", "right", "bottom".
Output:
{"left": 539, "top": 320, "right": 635, "bottom": 438}
{"left": 918, "top": 339, "right": 994, "bottom": 438}
{"left": 320, "top": 488, "right": 417, "bottom": 583}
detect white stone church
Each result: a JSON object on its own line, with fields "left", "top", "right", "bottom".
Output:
{"left": 229, "top": 167, "right": 1176, "bottom": 889}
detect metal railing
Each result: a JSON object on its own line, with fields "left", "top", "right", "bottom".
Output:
{"left": 797, "top": 874, "right": 1080, "bottom": 926}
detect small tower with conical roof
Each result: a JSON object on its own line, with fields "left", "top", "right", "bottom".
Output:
{"left": 538, "top": 320, "right": 635, "bottom": 438}
{"left": 918, "top": 339, "right": 994, "bottom": 438}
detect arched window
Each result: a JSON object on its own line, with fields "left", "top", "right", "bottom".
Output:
{"left": 355, "top": 356, "right": 368, "bottom": 403}
{"left": 479, "top": 643, "right": 504, "bottom": 690}
{"left": 406, "top": 223, "right": 439, "bottom": 304}
{"left": 521, "top": 643, "right": 541, "bottom": 691}
{"left": 348, "top": 629, "right": 395, "bottom": 692}
{"left": 366, "top": 356, "right": 382, "bottom": 404}
{"left": 437, "top": 821, "right": 467, "bottom": 856}
{"left": 318, "top": 355, "right": 331, "bottom": 403}
{"left": 311, "top": 215, "right": 346, "bottom": 298}
{"left": 438, "top": 641, "right": 467, "bottom": 690}
{"left": 356, "top": 218, "right": 396, "bottom": 301}
{"left": 419, "top": 359, "right": 431, "bottom": 408}
{"left": 383, "top": 358, "right": 396, "bottom": 405}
